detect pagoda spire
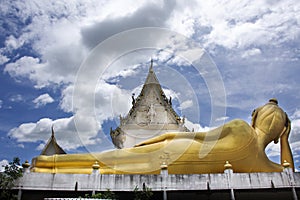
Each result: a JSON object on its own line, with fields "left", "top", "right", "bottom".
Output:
{"left": 144, "top": 59, "right": 159, "bottom": 85}
{"left": 110, "top": 59, "right": 190, "bottom": 149}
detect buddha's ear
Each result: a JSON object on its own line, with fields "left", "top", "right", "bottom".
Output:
{"left": 280, "top": 118, "right": 291, "bottom": 140}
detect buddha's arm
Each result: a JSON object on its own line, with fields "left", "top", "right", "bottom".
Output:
{"left": 280, "top": 119, "right": 295, "bottom": 171}
{"left": 134, "top": 133, "right": 178, "bottom": 147}
{"left": 134, "top": 132, "right": 204, "bottom": 147}
{"left": 135, "top": 120, "right": 249, "bottom": 147}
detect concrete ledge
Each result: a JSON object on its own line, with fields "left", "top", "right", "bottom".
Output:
{"left": 15, "top": 171, "right": 300, "bottom": 192}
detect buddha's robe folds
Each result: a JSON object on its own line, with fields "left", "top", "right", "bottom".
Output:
{"left": 31, "top": 119, "right": 286, "bottom": 174}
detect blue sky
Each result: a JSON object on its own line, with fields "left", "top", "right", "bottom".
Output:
{"left": 0, "top": 0, "right": 300, "bottom": 171}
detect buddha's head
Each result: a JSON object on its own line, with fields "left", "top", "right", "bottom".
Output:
{"left": 254, "top": 99, "right": 288, "bottom": 145}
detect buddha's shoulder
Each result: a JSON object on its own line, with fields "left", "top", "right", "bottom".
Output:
{"left": 209, "top": 119, "right": 257, "bottom": 152}
{"left": 223, "top": 119, "right": 253, "bottom": 132}
{"left": 211, "top": 119, "right": 256, "bottom": 148}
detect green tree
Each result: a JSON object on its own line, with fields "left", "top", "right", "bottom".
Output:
{"left": 84, "top": 189, "right": 117, "bottom": 199}
{"left": 0, "top": 157, "right": 23, "bottom": 200}
{"left": 134, "top": 183, "right": 153, "bottom": 200}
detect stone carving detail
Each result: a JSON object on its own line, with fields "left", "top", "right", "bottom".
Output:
{"left": 147, "top": 104, "right": 156, "bottom": 124}
{"left": 110, "top": 127, "right": 126, "bottom": 149}
{"left": 131, "top": 93, "right": 135, "bottom": 106}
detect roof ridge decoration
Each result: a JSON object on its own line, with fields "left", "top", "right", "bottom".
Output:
{"left": 40, "top": 126, "right": 66, "bottom": 156}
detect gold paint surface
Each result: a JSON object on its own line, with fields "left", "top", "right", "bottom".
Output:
{"left": 31, "top": 100, "right": 294, "bottom": 174}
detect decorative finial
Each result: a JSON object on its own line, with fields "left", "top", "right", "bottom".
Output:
{"left": 224, "top": 161, "right": 232, "bottom": 170}
{"left": 22, "top": 160, "right": 30, "bottom": 168}
{"left": 283, "top": 160, "right": 290, "bottom": 168}
{"left": 159, "top": 151, "right": 170, "bottom": 170}
{"left": 92, "top": 161, "right": 100, "bottom": 170}
{"left": 160, "top": 162, "right": 168, "bottom": 170}
{"left": 22, "top": 160, "right": 30, "bottom": 173}
{"left": 149, "top": 58, "right": 153, "bottom": 72}
{"left": 51, "top": 125, "right": 55, "bottom": 138}
{"left": 160, "top": 153, "right": 169, "bottom": 175}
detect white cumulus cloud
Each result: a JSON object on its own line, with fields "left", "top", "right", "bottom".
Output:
{"left": 7, "top": 117, "right": 100, "bottom": 151}
{"left": 33, "top": 93, "right": 54, "bottom": 108}
{"left": 0, "top": 160, "right": 9, "bottom": 172}
{"left": 180, "top": 100, "right": 193, "bottom": 110}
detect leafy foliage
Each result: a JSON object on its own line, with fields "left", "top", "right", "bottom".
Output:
{"left": 134, "top": 183, "right": 153, "bottom": 200}
{"left": 0, "top": 157, "right": 23, "bottom": 200}
{"left": 84, "top": 189, "right": 117, "bottom": 199}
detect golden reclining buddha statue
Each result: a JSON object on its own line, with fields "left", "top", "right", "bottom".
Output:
{"left": 31, "top": 99, "right": 294, "bottom": 174}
